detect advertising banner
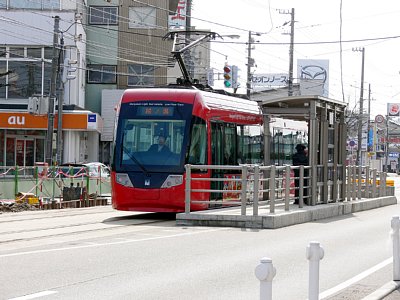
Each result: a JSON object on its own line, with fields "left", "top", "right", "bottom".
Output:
{"left": 297, "top": 59, "right": 329, "bottom": 97}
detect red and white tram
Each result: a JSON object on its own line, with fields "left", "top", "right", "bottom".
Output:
{"left": 111, "top": 88, "right": 263, "bottom": 212}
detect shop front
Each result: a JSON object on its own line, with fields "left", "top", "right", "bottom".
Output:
{"left": 0, "top": 111, "right": 102, "bottom": 167}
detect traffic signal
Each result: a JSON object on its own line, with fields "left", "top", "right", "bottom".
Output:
{"left": 223, "top": 65, "right": 232, "bottom": 88}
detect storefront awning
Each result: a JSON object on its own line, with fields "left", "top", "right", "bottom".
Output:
{"left": 0, "top": 111, "right": 102, "bottom": 133}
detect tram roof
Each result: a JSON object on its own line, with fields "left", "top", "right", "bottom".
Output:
{"left": 121, "top": 88, "right": 262, "bottom": 116}
{"left": 200, "top": 90, "right": 261, "bottom": 115}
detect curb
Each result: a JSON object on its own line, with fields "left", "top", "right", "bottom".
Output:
{"left": 361, "top": 281, "right": 400, "bottom": 300}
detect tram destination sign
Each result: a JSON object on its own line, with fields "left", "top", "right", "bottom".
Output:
{"left": 137, "top": 106, "right": 174, "bottom": 117}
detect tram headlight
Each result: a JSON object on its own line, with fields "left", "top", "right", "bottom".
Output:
{"left": 161, "top": 175, "right": 183, "bottom": 188}
{"left": 115, "top": 173, "right": 133, "bottom": 187}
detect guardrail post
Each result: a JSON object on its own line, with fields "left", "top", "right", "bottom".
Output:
{"left": 312, "top": 165, "right": 318, "bottom": 206}
{"left": 306, "top": 241, "right": 324, "bottom": 300}
{"left": 14, "top": 165, "right": 19, "bottom": 197}
{"left": 241, "top": 165, "right": 248, "bottom": 216}
{"left": 380, "top": 172, "right": 384, "bottom": 197}
{"left": 185, "top": 164, "right": 191, "bottom": 214}
{"left": 86, "top": 166, "right": 90, "bottom": 206}
{"left": 351, "top": 166, "right": 357, "bottom": 200}
{"left": 269, "top": 165, "right": 276, "bottom": 213}
{"left": 372, "top": 169, "right": 377, "bottom": 198}
{"left": 383, "top": 172, "right": 387, "bottom": 196}
{"left": 365, "top": 166, "right": 370, "bottom": 198}
{"left": 392, "top": 216, "right": 400, "bottom": 281}
{"left": 346, "top": 166, "right": 351, "bottom": 201}
{"left": 357, "top": 166, "right": 362, "bottom": 200}
{"left": 253, "top": 165, "right": 260, "bottom": 216}
{"left": 255, "top": 257, "right": 276, "bottom": 300}
{"left": 284, "top": 165, "right": 290, "bottom": 211}
{"left": 299, "top": 165, "right": 304, "bottom": 208}
{"left": 35, "top": 166, "right": 39, "bottom": 198}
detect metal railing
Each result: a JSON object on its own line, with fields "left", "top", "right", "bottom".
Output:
{"left": 184, "top": 164, "right": 392, "bottom": 215}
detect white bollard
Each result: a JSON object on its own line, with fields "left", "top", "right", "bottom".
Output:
{"left": 255, "top": 257, "right": 276, "bottom": 300}
{"left": 306, "top": 241, "right": 324, "bottom": 300}
{"left": 391, "top": 216, "right": 400, "bottom": 281}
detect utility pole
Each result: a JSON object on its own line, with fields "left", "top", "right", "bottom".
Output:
{"left": 352, "top": 47, "right": 365, "bottom": 166}
{"left": 288, "top": 8, "right": 295, "bottom": 96}
{"left": 246, "top": 31, "right": 252, "bottom": 99}
{"left": 184, "top": 0, "right": 193, "bottom": 79}
{"left": 279, "top": 8, "right": 295, "bottom": 96}
{"left": 45, "top": 15, "right": 60, "bottom": 166}
{"left": 56, "top": 32, "right": 65, "bottom": 166}
{"left": 367, "top": 84, "right": 371, "bottom": 159}
{"left": 386, "top": 114, "right": 389, "bottom": 172}
{"left": 246, "top": 31, "right": 259, "bottom": 99}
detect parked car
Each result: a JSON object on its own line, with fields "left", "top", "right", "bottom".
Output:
{"left": 84, "top": 162, "right": 110, "bottom": 178}
{"left": 60, "top": 162, "right": 110, "bottom": 178}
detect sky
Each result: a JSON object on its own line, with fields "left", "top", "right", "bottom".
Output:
{"left": 190, "top": 0, "right": 400, "bottom": 117}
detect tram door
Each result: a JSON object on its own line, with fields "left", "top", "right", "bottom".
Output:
{"left": 210, "top": 122, "right": 237, "bottom": 201}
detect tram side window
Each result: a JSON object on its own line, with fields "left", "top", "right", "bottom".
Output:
{"left": 211, "top": 122, "right": 223, "bottom": 165}
{"left": 237, "top": 125, "right": 263, "bottom": 164}
{"left": 187, "top": 117, "right": 207, "bottom": 165}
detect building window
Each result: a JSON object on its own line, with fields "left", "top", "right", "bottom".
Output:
{"left": 89, "top": 6, "right": 118, "bottom": 25}
{"left": 0, "top": 46, "right": 52, "bottom": 99}
{"left": 27, "top": 48, "right": 42, "bottom": 59}
{"left": 87, "top": 65, "right": 116, "bottom": 84}
{"left": 7, "top": 0, "right": 59, "bottom": 9}
{"left": 9, "top": 47, "right": 24, "bottom": 58}
{"left": 0, "top": 61, "right": 6, "bottom": 98}
{"left": 127, "top": 64, "right": 155, "bottom": 86}
{"left": 129, "top": 6, "right": 157, "bottom": 29}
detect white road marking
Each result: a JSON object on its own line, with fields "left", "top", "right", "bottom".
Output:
{"left": 319, "top": 257, "right": 392, "bottom": 299}
{"left": 0, "top": 228, "right": 226, "bottom": 258}
{"left": 8, "top": 290, "right": 58, "bottom": 299}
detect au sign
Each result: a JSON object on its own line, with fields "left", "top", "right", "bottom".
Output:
{"left": 8, "top": 116, "right": 25, "bottom": 125}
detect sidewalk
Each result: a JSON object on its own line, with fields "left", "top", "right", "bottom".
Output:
{"left": 321, "top": 259, "right": 400, "bottom": 299}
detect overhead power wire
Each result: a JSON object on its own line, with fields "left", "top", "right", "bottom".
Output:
{"left": 211, "top": 34, "right": 400, "bottom": 45}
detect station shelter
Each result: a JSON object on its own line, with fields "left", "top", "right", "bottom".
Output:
{"left": 0, "top": 110, "right": 102, "bottom": 168}
{"left": 257, "top": 95, "right": 347, "bottom": 205}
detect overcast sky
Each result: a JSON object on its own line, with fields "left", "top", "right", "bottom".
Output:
{"left": 191, "top": 0, "right": 400, "bottom": 117}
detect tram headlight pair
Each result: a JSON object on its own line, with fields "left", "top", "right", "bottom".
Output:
{"left": 115, "top": 173, "right": 133, "bottom": 187}
{"left": 161, "top": 175, "right": 183, "bottom": 188}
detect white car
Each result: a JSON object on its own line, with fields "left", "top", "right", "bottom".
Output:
{"left": 84, "top": 162, "right": 110, "bottom": 178}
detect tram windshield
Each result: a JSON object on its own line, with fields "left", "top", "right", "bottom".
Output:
{"left": 114, "top": 101, "right": 193, "bottom": 173}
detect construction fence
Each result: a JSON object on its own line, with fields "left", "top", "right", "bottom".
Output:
{"left": 0, "top": 165, "right": 111, "bottom": 209}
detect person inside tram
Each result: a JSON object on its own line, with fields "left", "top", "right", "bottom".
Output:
{"left": 292, "top": 143, "right": 309, "bottom": 204}
{"left": 148, "top": 133, "right": 171, "bottom": 154}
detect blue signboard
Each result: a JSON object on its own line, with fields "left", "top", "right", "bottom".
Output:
{"left": 368, "top": 128, "right": 373, "bottom": 147}
{"left": 88, "top": 114, "right": 96, "bottom": 122}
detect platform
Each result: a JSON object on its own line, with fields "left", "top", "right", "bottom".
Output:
{"left": 176, "top": 196, "right": 397, "bottom": 229}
